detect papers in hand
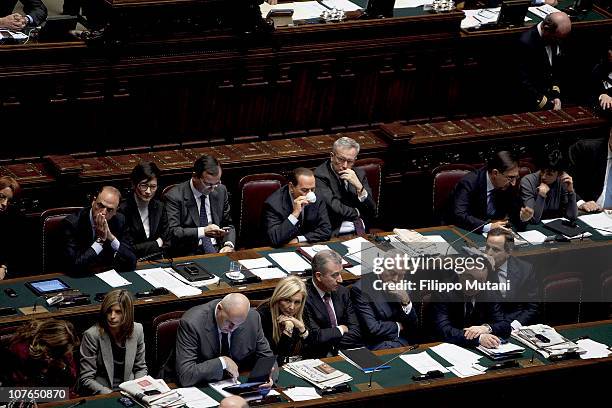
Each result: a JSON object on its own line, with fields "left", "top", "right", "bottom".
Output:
{"left": 284, "top": 359, "right": 352, "bottom": 389}
{"left": 268, "top": 252, "right": 311, "bottom": 273}
{"left": 136, "top": 267, "right": 202, "bottom": 298}
{"left": 400, "top": 351, "right": 450, "bottom": 375}
{"left": 238, "top": 258, "right": 287, "bottom": 280}
{"left": 96, "top": 269, "right": 132, "bottom": 288}
{"left": 283, "top": 386, "right": 321, "bottom": 401}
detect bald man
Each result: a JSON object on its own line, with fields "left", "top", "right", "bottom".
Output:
{"left": 518, "top": 12, "right": 571, "bottom": 111}
{"left": 219, "top": 396, "right": 249, "bottom": 408}
{"left": 176, "top": 293, "right": 273, "bottom": 386}
{"left": 62, "top": 186, "right": 137, "bottom": 274}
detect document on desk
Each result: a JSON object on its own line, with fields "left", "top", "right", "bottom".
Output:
{"left": 576, "top": 339, "right": 612, "bottom": 359}
{"left": 517, "top": 229, "right": 548, "bottom": 245}
{"left": 176, "top": 388, "right": 219, "bottom": 408}
{"left": 394, "top": 0, "right": 430, "bottom": 8}
{"left": 341, "top": 236, "right": 377, "bottom": 263}
{"left": 579, "top": 212, "right": 612, "bottom": 236}
{"left": 0, "top": 30, "right": 28, "bottom": 40}
{"left": 260, "top": 2, "right": 328, "bottom": 21}
{"left": 429, "top": 343, "right": 482, "bottom": 367}
{"left": 136, "top": 267, "right": 202, "bottom": 298}
{"left": 95, "top": 270, "right": 132, "bottom": 288}
{"left": 461, "top": 8, "right": 531, "bottom": 29}
{"left": 448, "top": 364, "right": 484, "bottom": 378}
{"left": 321, "top": 0, "right": 362, "bottom": 11}
{"left": 268, "top": 252, "right": 312, "bottom": 273}
{"left": 238, "top": 257, "right": 287, "bottom": 280}
{"left": 283, "top": 386, "right": 322, "bottom": 401}
{"left": 400, "top": 351, "right": 450, "bottom": 375}
{"left": 209, "top": 378, "right": 280, "bottom": 401}
{"left": 300, "top": 245, "right": 350, "bottom": 266}
{"left": 528, "top": 4, "right": 560, "bottom": 19}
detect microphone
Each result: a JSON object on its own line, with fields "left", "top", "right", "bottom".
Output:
{"left": 444, "top": 219, "right": 492, "bottom": 257}
{"left": 367, "top": 344, "right": 419, "bottom": 388}
{"left": 137, "top": 249, "right": 166, "bottom": 263}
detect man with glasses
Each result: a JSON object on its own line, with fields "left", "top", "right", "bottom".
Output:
{"left": 165, "top": 155, "right": 235, "bottom": 256}
{"left": 118, "top": 162, "right": 169, "bottom": 259}
{"left": 450, "top": 150, "right": 533, "bottom": 233}
{"left": 62, "top": 186, "right": 137, "bottom": 274}
{"left": 314, "top": 137, "right": 376, "bottom": 236}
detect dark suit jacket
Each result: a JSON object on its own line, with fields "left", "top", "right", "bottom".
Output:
{"left": 164, "top": 180, "right": 235, "bottom": 256}
{"left": 175, "top": 299, "right": 273, "bottom": 387}
{"left": 118, "top": 195, "right": 169, "bottom": 259}
{"left": 431, "top": 282, "right": 511, "bottom": 347}
{"left": 262, "top": 185, "right": 331, "bottom": 247}
{"left": 61, "top": 208, "right": 136, "bottom": 274}
{"left": 449, "top": 167, "right": 521, "bottom": 232}
{"left": 518, "top": 25, "right": 565, "bottom": 111}
{"left": 314, "top": 160, "right": 376, "bottom": 236}
{"left": 490, "top": 256, "right": 538, "bottom": 326}
{"left": 1, "top": 0, "right": 47, "bottom": 26}
{"left": 350, "top": 274, "right": 418, "bottom": 350}
{"left": 570, "top": 137, "right": 608, "bottom": 203}
{"left": 257, "top": 302, "right": 309, "bottom": 366}
{"left": 303, "top": 279, "right": 362, "bottom": 358}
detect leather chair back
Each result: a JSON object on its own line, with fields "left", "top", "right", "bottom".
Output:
{"left": 431, "top": 164, "right": 475, "bottom": 223}
{"left": 354, "top": 158, "right": 384, "bottom": 219}
{"left": 238, "top": 173, "right": 286, "bottom": 249}
{"left": 41, "top": 207, "right": 82, "bottom": 273}
{"left": 542, "top": 272, "right": 583, "bottom": 326}
{"left": 151, "top": 310, "right": 185, "bottom": 380}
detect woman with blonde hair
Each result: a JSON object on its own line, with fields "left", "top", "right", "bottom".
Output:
{"left": 257, "top": 275, "right": 309, "bottom": 365}
{"left": 79, "top": 289, "right": 147, "bottom": 394}
{"left": 3, "top": 319, "right": 79, "bottom": 395}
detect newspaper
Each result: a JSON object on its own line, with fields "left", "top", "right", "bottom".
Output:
{"left": 119, "top": 376, "right": 184, "bottom": 408}
{"left": 284, "top": 359, "right": 352, "bottom": 389}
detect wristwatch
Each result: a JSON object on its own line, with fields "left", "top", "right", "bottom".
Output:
{"left": 95, "top": 237, "right": 104, "bottom": 244}
{"left": 223, "top": 241, "right": 234, "bottom": 249}
{"left": 483, "top": 324, "right": 492, "bottom": 334}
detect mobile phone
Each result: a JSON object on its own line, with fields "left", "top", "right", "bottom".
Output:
{"left": 4, "top": 288, "right": 17, "bottom": 298}
{"left": 184, "top": 265, "right": 200, "bottom": 276}
{"left": 118, "top": 397, "right": 134, "bottom": 407}
{"left": 144, "top": 390, "right": 161, "bottom": 396}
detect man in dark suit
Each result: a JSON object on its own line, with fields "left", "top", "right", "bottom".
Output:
{"left": 431, "top": 263, "right": 511, "bottom": 348}
{"left": 175, "top": 293, "right": 273, "bottom": 386}
{"left": 351, "top": 249, "right": 418, "bottom": 350}
{"left": 450, "top": 150, "right": 532, "bottom": 233}
{"left": 118, "top": 161, "right": 169, "bottom": 260}
{"left": 165, "top": 155, "right": 235, "bottom": 256}
{"left": 314, "top": 136, "right": 376, "bottom": 236}
{"left": 303, "top": 249, "right": 362, "bottom": 357}
{"left": 518, "top": 12, "right": 571, "bottom": 111}
{"left": 262, "top": 167, "right": 331, "bottom": 247}
{"left": 62, "top": 186, "right": 137, "bottom": 274}
{"left": 570, "top": 128, "right": 612, "bottom": 212}
{"left": 485, "top": 228, "right": 538, "bottom": 328}
{"left": 0, "top": 0, "right": 47, "bottom": 29}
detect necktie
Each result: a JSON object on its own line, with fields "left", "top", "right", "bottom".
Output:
{"left": 323, "top": 293, "right": 338, "bottom": 327}
{"left": 199, "top": 195, "right": 216, "bottom": 254}
{"left": 604, "top": 159, "right": 612, "bottom": 209}
{"left": 487, "top": 190, "right": 497, "bottom": 218}
{"left": 498, "top": 269, "right": 507, "bottom": 298}
{"left": 221, "top": 332, "right": 230, "bottom": 357}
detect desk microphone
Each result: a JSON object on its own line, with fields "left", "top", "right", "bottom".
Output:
{"left": 137, "top": 249, "right": 166, "bottom": 263}
{"left": 444, "top": 219, "right": 492, "bottom": 257}
{"left": 367, "top": 344, "right": 419, "bottom": 388}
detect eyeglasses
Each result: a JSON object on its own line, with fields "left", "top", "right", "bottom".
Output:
{"left": 137, "top": 182, "right": 158, "bottom": 192}
{"left": 95, "top": 201, "right": 116, "bottom": 214}
{"left": 331, "top": 152, "right": 356, "bottom": 165}
{"left": 200, "top": 178, "right": 222, "bottom": 189}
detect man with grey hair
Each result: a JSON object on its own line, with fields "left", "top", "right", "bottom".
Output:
{"left": 315, "top": 137, "right": 376, "bottom": 236}
{"left": 176, "top": 293, "right": 273, "bottom": 386}
{"left": 303, "top": 249, "right": 362, "bottom": 357}
{"left": 62, "top": 186, "right": 137, "bottom": 274}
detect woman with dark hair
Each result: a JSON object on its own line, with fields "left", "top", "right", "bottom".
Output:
{"left": 257, "top": 275, "right": 309, "bottom": 366}
{"left": 79, "top": 289, "right": 147, "bottom": 394}
{"left": 3, "top": 319, "right": 79, "bottom": 395}
{"left": 520, "top": 150, "right": 577, "bottom": 224}
{"left": 118, "top": 161, "right": 169, "bottom": 259}
{"left": 0, "top": 176, "right": 20, "bottom": 280}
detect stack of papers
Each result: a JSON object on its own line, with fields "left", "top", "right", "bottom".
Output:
{"left": 517, "top": 230, "right": 548, "bottom": 245}
{"left": 321, "top": 0, "right": 362, "bottom": 11}
{"left": 238, "top": 258, "right": 287, "bottom": 280}
{"left": 576, "top": 339, "right": 612, "bottom": 359}
{"left": 341, "top": 236, "right": 378, "bottom": 264}
{"left": 579, "top": 212, "right": 612, "bottom": 236}
{"left": 120, "top": 376, "right": 184, "bottom": 408}
{"left": 96, "top": 270, "right": 132, "bottom": 287}
{"left": 429, "top": 343, "right": 485, "bottom": 378}
{"left": 268, "top": 252, "right": 311, "bottom": 273}
{"left": 477, "top": 342, "right": 524, "bottom": 360}
{"left": 136, "top": 267, "right": 202, "bottom": 298}
{"left": 299, "top": 245, "right": 350, "bottom": 266}
{"left": 176, "top": 388, "right": 219, "bottom": 408}
{"left": 284, "top": 359, "right": 352, "bottom": 389}
{"left": 512, "top": 324, "right": 585, "bottom": 359}
{"left": 283, "top": 386, "right": 321, "bottom": 401}
{"left": 400, "top": 351, "right": 450, "bottom": 374}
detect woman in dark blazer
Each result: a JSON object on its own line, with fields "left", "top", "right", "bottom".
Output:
{"left": 0, "top": 176, "right": 21, "bottom": 280}
{"left": 79, "top": 289, "right": 147, "bottom": 394}
{"left": 257, "top": 276, "right": 309, "bottom": 366}
{"left": 520, "top": 150, "right": 577, "bottom": 224}
{"left": 118, "top": 161, "right": 169, "bottom": 259}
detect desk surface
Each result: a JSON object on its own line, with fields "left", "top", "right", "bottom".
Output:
{"left": 40, "top": 319, "right": 612, "bottom": 408}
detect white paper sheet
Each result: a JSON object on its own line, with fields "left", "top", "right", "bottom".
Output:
{"left": 517, "top": 229, "right": 548, "bottom": 244}
{"left": 283, "top": 386, "right": 322, "bottom": 401}
{"left": 395, "top": 0, "right": 430, "bottom": 8}
{"left": 238, "top": 258, "right": 287, "bottom": 280}
{"left": 260, "top": 2, "right": 328, "bottom": 21}
{"left": 579, "top": 212, "right": 612, "bottom": 236}
{"left": 346, "top": 265, "right": 362, "bottom": 276}
{"left": 95, "top": 270, "right": 132, "bottom": 287}
{"left": 528, "top": 4, "right": 560, "bottom": 19}
{"left": 322, "top": 0, "right": 362, "bottom": 11}
{"left": 577, "top": 339, "right": 612, "bottom": 359}
{"left": 268, "top": 252, "right": 312, "bottom": 273}
{"left": 176, "top": 388, "right": 219, "bottom": 408}
{"left": 448, "top": 365, "right": 485, "bottom": 378}
{"left": 400, "top": 351, "right": 450, "bottom": 375}
{"left": 429, "top": 343, "right": 482, "bottom": 367}
{"left": 136, "top": 267, "right": 202, "bottom": 298}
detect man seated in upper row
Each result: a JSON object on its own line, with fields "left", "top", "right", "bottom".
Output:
{"left": 263, "top": 167, "right": 331, "bottom": 247}
{"left": 570, "top": 127, "right": 612, "bottom": 212}
{"left": 62, "top": 186, "right": 137, "bottom": 274}
{"left": 449, "top": 150, "right": 533, "bottom": 233}
{"left": 165, "top": 155, "right": 236, "bottom": 256}
{"left": 0, "top": 0, "right": 46, "bottom": 30}
{"left": 315, "top": 136, "right": 376, "bottom": 237}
